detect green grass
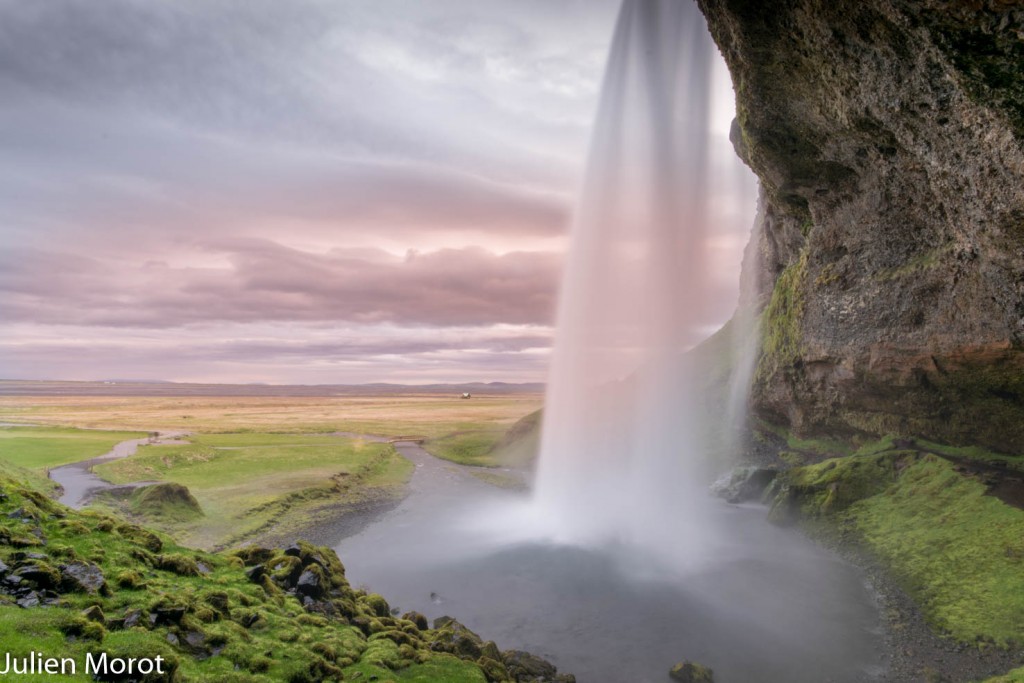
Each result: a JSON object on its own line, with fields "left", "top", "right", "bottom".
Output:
{"left": 0, "top": 455, "right": 61, "bottom": 497}
{"left": 423, "top": 410, "right": 543, "bottom": 470}
{"left": 851, "top": 455, "right": 1024, "bottom": 646}
{"left": 986, "top": 666, "right": 1024, "bottom": 682}
{"left": 770, "top": 441, "right": 1024, "bottom": 648}
{"left": 422, "top": 430, "right": 506, "bottom": 467}
{"left": 0, "top": 478, "right": 496, "bottom": 683}
{"left": 92, "top": 433, "right": 413, "bottom": 550}
{"left": 0, "top": 426, "right": 148, "bottom": 471}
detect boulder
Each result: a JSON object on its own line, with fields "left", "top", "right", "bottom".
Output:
{"left": 711, "top": 467, "right": 778, "bottom": 504}
{"left": 61, "top": 562, "right": 107, "bottom": 594}
{"left": 501, "top": 650, "right": 557, "bottom": 681}
{"left": 431, "top": 617, "right": 484, "bottom": 659}
{"left": 402, "top": 610, "right": 429, "bottom": 630}
{"left": 81, "top": 605, "right": 106, "bottom": 624}
{"left": 669, "top": 660, "right": 714, "bottom": 683}
{"left": 296, "top": 567, "right": 326, "bottom": 599}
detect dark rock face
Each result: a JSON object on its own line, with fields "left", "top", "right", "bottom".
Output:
{"left": 698, "top": 0, "right": 1024, "bottom": 450}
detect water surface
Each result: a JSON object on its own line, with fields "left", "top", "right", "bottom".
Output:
{"left": 335, "top": 444, "right": 885, "bottom": 683}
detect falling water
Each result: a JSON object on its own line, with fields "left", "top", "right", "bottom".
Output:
{"left": 532, "top": 0, "right": 759, "bottom": 557}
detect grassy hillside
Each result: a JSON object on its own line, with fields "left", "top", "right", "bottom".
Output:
{"left": 92, "top": 433, "right": 413, "bottom": 550}
{"left": 422, "top": 410, "right": 541, "bottom": 469}
{"left": 764, "top": 434, "right": 1024, "bottom": 649}
{"left": 0, "top": 471, "right": 573, "bottom": 683}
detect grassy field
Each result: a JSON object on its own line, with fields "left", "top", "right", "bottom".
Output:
{"left": 0, "top": 394, "right": 542, "bottom": 439}
{"left": 0, "top": 426, "right": 148, "bottom": 471}
{"left": 420, "top": 409, "right": 542, "bottom": 468}
{"left": 0, "top": 393, "right": 542, "bottom": 548}
{"left": 92, "top": 432, "right": 413, "bottom": 550}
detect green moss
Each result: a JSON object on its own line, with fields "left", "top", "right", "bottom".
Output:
{"left": 851, "top": 455, "right": 1024, "bottom": 646}
{"left": 128, "top": 483, "right": 204, "bottom": 522}
{"left": 770, "top": 440, "right": 1024, "bottom": 647}
{"left": 756, "top": 250, "right": 808, "bottom": 381}
{"left": 758, "top": 420, "right": 856, "bottom": 459}
{"left": 0, "top": 469, "right": 500, "bottom": 682}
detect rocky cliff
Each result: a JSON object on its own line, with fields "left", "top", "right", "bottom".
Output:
{"left": 697, "top": 0, "right": 1024, "bottom": 451}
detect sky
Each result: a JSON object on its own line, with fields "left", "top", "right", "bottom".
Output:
{"left": 0, "top": 0, "right": 754, "bottom": 385}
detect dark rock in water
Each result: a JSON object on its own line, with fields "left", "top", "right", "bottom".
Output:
{"left": 61, "top": 562, "right": 106, "bottom": 594}
{"left": 501, "top": 649, "right": 559, "bottom": 681}
{"left": 431, "top": 617, "right": 484, "bottom": 659}
{"left": 669, "top": 660, "right": 714, "bottom": 683}
{"left": 711, "top": 467, "right": 778, "bottom": 503}
{"left": 477, "top": 656, "right": 509, "bottom": 683}
{"left": 480, "top": 640, "right": 501, "bottom": 662}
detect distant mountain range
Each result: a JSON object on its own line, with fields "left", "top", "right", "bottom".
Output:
{"left": 0, "top": 379, "right": 545, "bottom": 397}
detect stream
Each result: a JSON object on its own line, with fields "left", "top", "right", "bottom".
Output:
{"left": 49, "top": 431, "right": 188, "bottom": 508}
{"left": 335, "top": 442, "right": 886, "bottom": 683}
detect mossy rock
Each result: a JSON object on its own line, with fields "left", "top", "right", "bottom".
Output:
{"left": 362, "top": 592, "right": 390, "bottom": 618}
{"left": 116, "top": 523, "right": 163, "bottom": 552}
{"left": 154, "top": 553, "right": 200, "bottom": 577}
{"left": 129, "top": 483, "right": 204, "bottom": 522}
{"left": 670, "top": 660, "right": 714, "bottom": 683}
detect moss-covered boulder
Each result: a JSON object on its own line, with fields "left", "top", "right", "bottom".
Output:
{"left": 670, "top": 660, "right": 714, "bottom": 683}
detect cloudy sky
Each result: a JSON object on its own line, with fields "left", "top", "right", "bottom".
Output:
{"left": 0, "top": 0, "right": 752, "bottom": 385}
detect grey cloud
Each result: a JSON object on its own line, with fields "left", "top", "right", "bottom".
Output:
{"left": 0, "top": 242, "right": 561, "bottom": 328}
{"left": 0, "top": 322, "right": 553, "bottom": 384}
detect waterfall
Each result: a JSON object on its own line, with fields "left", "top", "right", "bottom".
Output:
{"left": 531, "top": 0, "right": 759, "bottom": 557}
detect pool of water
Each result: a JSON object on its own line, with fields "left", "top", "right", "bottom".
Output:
{"left": 335, "top": 444, "right": 885, "bottom": 683}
